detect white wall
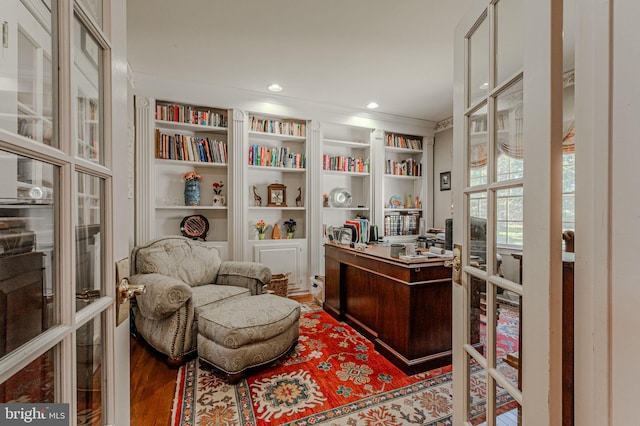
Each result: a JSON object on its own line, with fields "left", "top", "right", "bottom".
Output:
{"left": 433, "top": 127, "right": 453, "bottom": 229}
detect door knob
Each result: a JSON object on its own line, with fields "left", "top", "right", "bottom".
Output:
{"left": 117, "top": 277, "right": 145, "bottom": 304}
{"left": 444, "top": 244, "right": 462, "bottom": 284}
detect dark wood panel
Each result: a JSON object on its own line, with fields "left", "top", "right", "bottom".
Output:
{"left": 323, "top": 248, "right": 341, "bottom": 319}
{"left": 376, "top": 277, "right": 411, "bottom": 353}
{"left": 324, "top": 244, "right": 453, "bottom": 374}
{"left": 563, "top": 261, "right": 574, "bottom": 426}
{"left": 408, "top": 281, "right": 452, "bottom": 357}
{"left": 343, "top": 265, "right": 379, "bottom": 338}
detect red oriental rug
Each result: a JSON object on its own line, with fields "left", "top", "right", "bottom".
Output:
{"left": 171, "top": 308, "right": 518, "bottom": 425}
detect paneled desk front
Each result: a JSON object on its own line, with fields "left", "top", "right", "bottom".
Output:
{"left": 324, "top": 243, "right": 452, "bottom": 374}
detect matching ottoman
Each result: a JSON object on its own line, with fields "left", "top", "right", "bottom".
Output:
{"left": 197, "top": 293, "right": 301, "bottom": 380}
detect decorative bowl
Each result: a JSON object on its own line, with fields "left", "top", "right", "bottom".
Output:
{"left": 329, "top": 187, "right": 353, "bottom": 207}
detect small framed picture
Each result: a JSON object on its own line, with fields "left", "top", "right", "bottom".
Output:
{"left": 440, "top": 171, "right": 451, "bottom": 191}
{"left": 267, "top": 183, "right": 287, "bottom": 207}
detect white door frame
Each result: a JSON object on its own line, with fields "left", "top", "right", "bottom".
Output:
{"left": 574, "top": 0, "right": 640, "bottom": 425}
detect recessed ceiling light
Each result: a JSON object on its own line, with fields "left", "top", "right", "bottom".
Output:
{"left": 366, "top": 102, "right": 379, "bottom": 109}
{"left": 268, "top": 83, "right": 283, "bottom": 92}
{"left": 480, "top": 82, "right": 489, "bottom": 89}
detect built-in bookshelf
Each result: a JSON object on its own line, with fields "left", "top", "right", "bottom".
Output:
{"left": 383, "top": 132, "right": 424, "bottom": 239}
{"left": 243, "top": 112, "right": 310, "bottom": 295}
{"left": 320, "top": 123, "right": 372, "bottom": 242}
{"left": 135, "top": 96, "right": 433, "bottom": 292}
{"left": 246, "top": 113, "right": 307, "bottom": 238}
{"left": 135, "top": 97, "right": 231, "bottom": 257}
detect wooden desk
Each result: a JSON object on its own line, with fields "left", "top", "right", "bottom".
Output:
{"left": 324, "top": 243, "right": 452, "bottom": 374}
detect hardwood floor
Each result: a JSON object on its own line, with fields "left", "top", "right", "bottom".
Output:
{"left": 129, "top": 335, "right": 187, "bottom": 426}
{"left": 129, "top": 294, "right": 314, "bottom": 425}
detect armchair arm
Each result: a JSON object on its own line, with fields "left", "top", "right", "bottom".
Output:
{"left": 129, "top": 273, "right": 193, "bottom": 320}
{"left": 216, "top": 261, "right": 271, "bottom": 295}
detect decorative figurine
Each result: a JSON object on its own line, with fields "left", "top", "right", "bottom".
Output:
{"left": 296, "top": 187, "right": 302, "bottom": 207}
{"left": 272, "top": 223, "right": 281, "bottom": 239}
{"left": 253, "top": 185, "right": 262, "bottom": 206}
{"left": 212, "top": 181, "right": 225, "bottom": 206}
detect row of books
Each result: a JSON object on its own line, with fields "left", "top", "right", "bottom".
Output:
{"left": 156, "top": 103, "right": 227, "bottom": 128}
{"left": 345, "top": 218, "right": 370, "bottom": 243}
{"left": 385, "top": 159, "right": 422, "bottom": 176}
{"left": 248, "top": 144, "right": 305, "bottom": 169}
{"left": 384, "top": 213, "right": 419, "bottom": 236}
{"left": 249, "top": 116, "right": 306, "bottom": 136}
{"left": 385, "top": 134, "right": 422, "bottom": 150}
{"left": 322, "top": 219, "right": 371, "bottom": 243}
{"left": 155, "top": 130, "right": 228, "bottom": 163}
{"left": 322, "top": 155, "right": 370, "bottom": 173}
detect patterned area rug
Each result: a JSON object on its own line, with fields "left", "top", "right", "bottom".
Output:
{"left": 172, "top": 307, "right": 518, "bottom": 425}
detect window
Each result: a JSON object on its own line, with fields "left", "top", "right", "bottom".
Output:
{"left": 469, "top": 152, "right": 576, "bottom": 248}
{"left": 562, "top": 152, "right": 575, "bottom": 231}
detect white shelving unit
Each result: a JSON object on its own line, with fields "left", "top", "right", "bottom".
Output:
{"left": 135, "top": 96, "right": 232, "bottom": 258}
{"left": 382, "top": 133, "right": 425, "bottom": 240}
{"left": 320, "top": 123, "right": 373, "bottom": 240}
{"left": 135, "top": 96, "right": 434, "bottom": 295}
{"left": 241, "top": 113, "right": 310, "bottom": 295}
{"left": 314, "top": 123, "right": 374, "bottom": 277}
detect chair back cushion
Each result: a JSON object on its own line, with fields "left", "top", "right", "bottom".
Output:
{"left": 131, "top": 237, "right": 221, "bottom": 286}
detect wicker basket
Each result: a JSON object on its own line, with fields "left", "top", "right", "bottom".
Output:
{"left": 268, "top": 273, "right": 289, "bottom": 297}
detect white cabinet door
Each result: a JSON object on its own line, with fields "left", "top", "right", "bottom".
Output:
{"left": 253, "top": 242, "right": 303, "bottom": 294}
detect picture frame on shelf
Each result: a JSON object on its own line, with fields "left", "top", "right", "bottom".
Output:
{"left": 267, "top": 183, "right": 287, "bottom": 207}
{"left": 440, "top": 171, "right": 451, "bottom": 191}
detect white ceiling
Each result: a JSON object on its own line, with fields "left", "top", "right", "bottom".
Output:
{"left": 126, "top": 0, "right": 475, "bottom": 123}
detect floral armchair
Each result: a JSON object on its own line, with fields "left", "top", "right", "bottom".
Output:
{"left": 128, "top": 236, "right": 271, "bottom": 366}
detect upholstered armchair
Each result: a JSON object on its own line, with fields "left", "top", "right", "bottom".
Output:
{"left": 129, "top": 236, "right": 271, "bottom": 366}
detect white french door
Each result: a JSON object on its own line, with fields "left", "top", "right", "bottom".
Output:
{"left": 0, "top": 0, "right": 128, "bottom": 424}
{"left": 452, "top": 0, "right": 564, "bottom": 424}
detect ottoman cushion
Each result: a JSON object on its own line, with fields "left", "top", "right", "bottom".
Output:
{"left": 199, "top": 294, "right": 300, "bottom": 350}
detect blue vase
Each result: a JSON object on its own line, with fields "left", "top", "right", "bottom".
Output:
{"left": 184, "top": 180, "right": 201, "bottom": 206}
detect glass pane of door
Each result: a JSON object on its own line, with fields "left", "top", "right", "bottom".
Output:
{"left": 75, "top": 172, "right": 102, "bottom": 312}
{"left": 78, "top": 0, "right": 103, "bottom": 28}
{"left": 468, "top": 14, "right": 489, "bottom": 107}
{"left": 77, "top": 314, "right": 104, "bottom": 425}
{"left": 0, "top": 0, "right": 56, "bottom": 148}
{"left": 470, "top": 277, "right": 486, "bottom": 353}
{"left": 0, "top": 348, "right": 56, "bottom": 402}
{"left": 469, "top": 105, "right": 489, "bottom": 187}
{"left": 495, "top": 290, "right": 521, "bottom": 391}
{"left": 496, "top": 0, "right": 523, "bottom": 83}
{"left": 0, "top": 151, "right": 58, "bottom": 357}
{"left": 496, "top": 81, "right": 524, "bottom": 182}
{"left": 468, "top": 360, "right": 488, "bottom": 425}
{"left": 73, "top": 17, "right": 103, "bottom": 165}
